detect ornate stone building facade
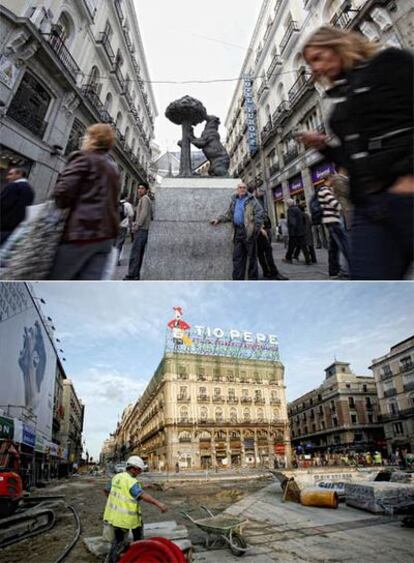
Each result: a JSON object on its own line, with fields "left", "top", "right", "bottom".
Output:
{"left": 0, "top": 0, "right": 157, "bottom": 200}
{"left": 288, "top": 361, "right": 385, "bottom": 455}
{"left": 370, "top": 336, "right": 414, "bottom": 455}
{"left": 108, "top": 351, "right": 291, "bottom": 471}
{"left": 225, "top": 0, "right": 413, "bottom": 230}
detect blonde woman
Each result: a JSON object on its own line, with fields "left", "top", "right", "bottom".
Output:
{"left": 49, "top": 124, "right": 120, "bottom": 280}
{"left": 298, "top": 26, "right": 413, "bottom": 280}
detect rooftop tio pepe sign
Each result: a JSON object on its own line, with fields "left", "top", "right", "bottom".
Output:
{"left": 165, "top": 307, "right": 279, "bottom": 362}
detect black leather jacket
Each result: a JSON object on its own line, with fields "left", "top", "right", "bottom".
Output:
{"left": 322, "top": 48, "right": 413, "bottom": 204}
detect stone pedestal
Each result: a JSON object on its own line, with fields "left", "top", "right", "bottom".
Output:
{"left": 141, "top": 177, "right": 239, "bottom": 280}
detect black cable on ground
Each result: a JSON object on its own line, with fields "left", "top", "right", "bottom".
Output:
{"left": 54, "top": 504, "right": 81, "bottom": 563}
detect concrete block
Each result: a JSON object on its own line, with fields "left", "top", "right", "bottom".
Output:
{"left": 141, "top": 178, "right": 239, "bottom": 280}
{"left": 345, "top": 481, "right": 414, "bottom": 513}
{"left": 390, "top": 471, "right": 413, "bottom": 484}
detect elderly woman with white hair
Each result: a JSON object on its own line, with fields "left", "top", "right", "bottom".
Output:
{"left": 298, "top": 26, "right": 413, "bottom": 280}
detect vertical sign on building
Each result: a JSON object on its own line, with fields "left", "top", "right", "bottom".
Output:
{"left": 243, "top": 75, "right": 258, "bottom": 156}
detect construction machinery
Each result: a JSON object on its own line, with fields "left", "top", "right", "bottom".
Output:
{"left": 0, "top": 469, "right": 63, "bottom": 548}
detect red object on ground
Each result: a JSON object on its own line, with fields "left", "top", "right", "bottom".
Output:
{"left": 119, "top": 537, "right": 186, "bottom": 563}
{"left": 0, "top": 471, "right": 23, "bottom": 499}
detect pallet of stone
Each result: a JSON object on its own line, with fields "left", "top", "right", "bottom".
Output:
{"left": 345, "top": 481, "right": 414, "bottom": 514}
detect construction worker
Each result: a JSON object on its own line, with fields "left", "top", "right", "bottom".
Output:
{"left": 374, "top": 451, "right": 382, "bottom": 465}
{"left": 103, "top": 455, "right": 167, "bottom": 562}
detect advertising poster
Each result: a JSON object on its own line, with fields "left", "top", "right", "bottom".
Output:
{"left": 0, "top": 283, "right": 57, "bottom": 442}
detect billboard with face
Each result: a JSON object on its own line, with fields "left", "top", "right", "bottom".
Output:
{"left": 0, "top": 283, "right": 57, "bottom": 442}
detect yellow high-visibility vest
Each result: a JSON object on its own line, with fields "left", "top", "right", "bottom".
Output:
{"left": 103, "top": 472, "right": 142, "bottom": 529}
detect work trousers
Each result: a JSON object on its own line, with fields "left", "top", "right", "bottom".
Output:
{"left": 107, "top": 525, "right": 144, "bottom": 563}
{"left": 233, "top": 226, "right": 258, "bottom": 280}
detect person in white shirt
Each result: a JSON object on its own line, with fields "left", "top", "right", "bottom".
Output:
{"left": 116, "top": 197, "right": 134, "bottom": 266}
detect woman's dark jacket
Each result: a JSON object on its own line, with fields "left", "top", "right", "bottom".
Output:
{"left": 322, "top": 47, "right": 413, "bottom": 204}
{"left": 53, "top": 150, "right": 120, "bottom": 242}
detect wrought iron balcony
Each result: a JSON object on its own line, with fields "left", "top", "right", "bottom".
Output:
{"left": 272, "top": 100, "right": 290, "bottom": 127}
{"left": 81, "top": 84, "right": 114, "bottom": 123}
{"left": 270, "top": 398, "right": 281, "bottom": 406}
{"left": 112, "top": 65, "right": 126, "bottom": 92}
{"left": 288, "top": 68, "right": 314, "bottom": 108}
{"left": 227, "top": 397, "right": 239, "bottom": 404}
{"left": 330, "top": 5, "right": 358, "bottom": 29}
{"left": 45, "top": 30, "right": 80, "bottom": 80}
{"left": 83, "top": 0, "right": 97, "bottom": 19}
{"left": 212, "top": 396, "right": 225, "bottom": 404}
{"left": 97, "top": 32, "right": 115, "bottom": 65}
{"left": 280, "top": 20, "right": 300, "bottom": 55}
{"left": 267, "top": 54, "right": 282, "bottom": 81}
{"left": 283, "top": 146, "right": 299, "bottom": 165}
{"left": 261, "top": 119, "right": 274, "bottom": 146}
{"left": 254, "top": 398, "right": 266, "bottom": 405}
{"left": 114, "top": 0, "right": 125, "bottom": 22}
{"left": 257, "top": 79, "right": 269, "bottom": 100}
{"left": 241, "top": 397, "right": 252, "bottom": 404}
{"left": 197, "top": 395, "right": 210, "bottom": 402}
{"left": 401, "top": 362, "right": 414, "bottom": 372}
{"left": 178, "top": 437, "right": 192, "bottom": 443}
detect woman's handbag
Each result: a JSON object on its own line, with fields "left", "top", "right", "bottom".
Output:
{"left": 0, "top": 202, "right": 69, "bottom": 280}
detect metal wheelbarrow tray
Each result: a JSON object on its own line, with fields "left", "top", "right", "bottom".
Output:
{"left": 181, "top": 505, "right": 249, "bottom": 556}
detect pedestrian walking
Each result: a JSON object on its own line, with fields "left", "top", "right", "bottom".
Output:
{"left": 327, "top": 172, "right": 353, "bottom": 231}
{"left": 211, "top": 182, "right": 263, "bottom": 280}
{"left": 116, "top": 196, "right": 134, "bottom": 266}
{"left": 48, "top": 124, "right": 119, "bottom": 280}
{"left": 253, "top": 187, "right": 288, "bottom": 280}
{"left": 0, "top": 167, "right": 34, "bottom": 245}
{"left": 317, "top": 182, "right": 351, "bottom": 278}
{"left": 103, "top": 456, "right": 167, "bottom": 563}
{"left": 283, "top": 199, "right": 311, "bottom": 265}
{"left": 278, "top": 213, "right": 289, "bottom": 248}
{"left": 293, "top": 204, "right": 317, "bottom": 263}
{"left": 300, "top": 26, "right": 413, "bottom": 280}
{"left": 124, "top": 183, "right": 153, "bottom": 280}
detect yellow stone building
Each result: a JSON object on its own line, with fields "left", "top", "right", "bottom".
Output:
{"left": 120, "top": 349, "right": 290, "bottom": 471}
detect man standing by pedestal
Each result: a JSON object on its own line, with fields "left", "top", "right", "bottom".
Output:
{"left": 124, "top": 184, "right": 152, "bottom": 280}
{"left": 211, "top": 182, "right": 263, "bottom": 280}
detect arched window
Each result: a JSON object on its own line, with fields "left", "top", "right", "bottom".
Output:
{"left": 200, "top": 407, "right": 208, "bottom": 421}
{"left": 179, "top": 407, "right": 188, "bottom": 422}
{"left": 230, "top": 409, "right": 237, "bottom": 423}
{"left": 104, "top": 92, "right": 113, "bottom": 113}
{"left": 54, "top": 12, "right": 75, "bottom": 47}
{"left": 88, "top": 65, "right": 102, "bottom": 96}
{"left": 257, "top": 408, "right": 264, "bottom": 422}
{"left": 179, "top": 431, "right": 191, "bottom": 443}
{"left": 215, "top": 408, "right": 223, "bottom": 422}
{"left": 124, "top": 126, "right": 130, "bottom": 144}
{"left": 243, "top": 408, "right": 250, "bottom": 421}
{"left": 116, "top": 112, "right": 123, "bottom": 130}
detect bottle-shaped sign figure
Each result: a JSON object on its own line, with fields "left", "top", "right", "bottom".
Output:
{"left": 167, "top": 307, "right": 193, "bottom": 347}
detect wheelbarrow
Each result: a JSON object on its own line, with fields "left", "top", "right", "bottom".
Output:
{"left": 181, "top": 505, "right": 249, "bottom": 556}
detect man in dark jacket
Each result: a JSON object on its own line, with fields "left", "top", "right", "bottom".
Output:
{"left": 284, "top": 199, "right": 311, "bottom": 265}
{"left": 0, "top": 168, "right": 34, "bottom": 244}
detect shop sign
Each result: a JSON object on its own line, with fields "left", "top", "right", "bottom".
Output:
{"left": 288, "top": 175, "right": 303, "bottom": 195}
{"left": 22, "top": 424, "right": 36, "bottom": 448}
{"left": 243, "top": 75, "right": 258, "bottom": 156}
{"left": 274, "top": 443, "right": 285, "bottom": 455}
{"left": 35, "top": 435, "right": 46, "bottom": 453}
{"left": 311, "top": 162, "right": 335, "bottom": 184}
{"left": 0, "top": 415, "right": 14, "bottom": 439}
{"left": 272, "top": 185, "right": 283, "bottom": 201}
{"left": 0, "top": 54, "right": 19, "bottom": 89}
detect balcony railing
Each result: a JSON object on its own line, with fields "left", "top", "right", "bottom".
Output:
{"left": 254, "top": 398, "right": 266, "bottom": 405}
{"left": 227, "top": 397, "right": 239, "bottom": 404}
{"left": 241, "top": 397, "right": 252, "bottom": 404}
{"left": 261, "top": 119, "right": 274, "bottom": 145}
{"left": 403, "top": 381, "right": 414, "bottom": 392}
{"left": 45, "top": 30, "right": 80, "bottom": 80}
{"left": 197, "top": 395, "right": 210, "bottom": 402}
{"left": 177, "top": 395, "right": 190, "bottom": 402}
{"left": 114, "top": 0, "right": 125, "bottom": 22}
{"left": 97, "top": 32, "right": 115, "bottom": 64}
{"left": 83, "top": 0, "right": 97, "bottom": 18}
{"left": 179, "top": 437, "right": 192, "bottom": 443}
{"left": 283, "top": 146, "right": 299, "bottom": 165}
{"left": 270, "top": 398, "right": 281, "bottom": 406}
{"left": 257, "top": 79, "right": 269, "bottom": 100}
{"left": 212, "top": 396, "right": 225, "bottom": 404}
{"left": 272, "top": 100, "right": 290, "bottom": 127}
{"left": 280, "top": 20, "right": 300, "bottom": 55}
{"left": 267, "top": 54, "right": 282, "bottom": 81}
{"left": 383, "top": 388, "right": 397, "bottom": 398}
{"left": 112, "top": 65, "right": 126, "bottom": 92}
{"left": 288, "top": 68, "right": 314, "bottom": 108}
{"left": 81, "top": 84, "right": 114, "bottom": 123}
{"left": 401, "top": 362, "right": 414, "bottom": 372}
{"left": 330, "top": 6, "right": 357, "bottom": 29}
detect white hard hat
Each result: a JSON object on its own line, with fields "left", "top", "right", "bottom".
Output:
{"left": 126, "top": 456, "right": 145, "bottom": 470}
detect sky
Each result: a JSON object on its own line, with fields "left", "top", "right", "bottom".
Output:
{"left": 30, "top": 281, "right": 414, "bottom": 459}
{"left": 133, "top": 0, "right": 263, "bottom": 151}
